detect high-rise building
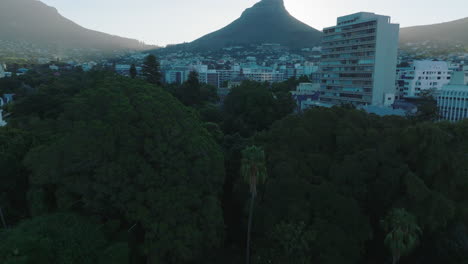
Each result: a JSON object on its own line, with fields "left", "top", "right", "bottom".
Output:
{"left": 319, "top": 12, "right": 399, "bottom": 106}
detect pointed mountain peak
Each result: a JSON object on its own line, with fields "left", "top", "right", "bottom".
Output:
{"left": 183, "top": 0, "right": 322, "bottom": 50}
{"left": 242, "top": 0, "right": 286, "bottom": 16}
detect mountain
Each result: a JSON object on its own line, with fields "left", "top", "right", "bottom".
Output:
{"left": 0, "top": 0, "right": 151, "bottom": 56}
{"left": 400, "top": 17, "right": 468, "bottom": 47}
{"left": 179, "top": 0, "right": 322, "bottom": 50}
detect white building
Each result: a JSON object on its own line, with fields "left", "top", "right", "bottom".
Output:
{"left": 436, "top": 71, "right": 468, "bottom": 122}
{"left": 164, "top": 70, "right": 188, "bottom": 84}
{"left": 0, "top": 97, "right": 7, "bottom": 127}
{"left": 49, "top": 64, "right": 60, "bottom": 71}
{"left": 319, "top": 12, "right": 400, "bottom": 106}
{"left": 0, "top": 109, "right": 6, "bottom": 127}
{"left": 0, "top": 64, "right": 6, "bottom": 79}
{"left": 243, "top": 68, "right": 284, "bottom": 83}
{"left": 396, "top": 61, "right": 452, "bottom": 98}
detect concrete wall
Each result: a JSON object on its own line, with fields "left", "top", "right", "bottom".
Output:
{"left": 372, "top": 17, "right": 399, "bottom": 106}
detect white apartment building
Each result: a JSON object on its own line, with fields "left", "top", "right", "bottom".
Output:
{"left": 436, "top": 70, "right": 468, "bottom": 122}
{"left": 319, "top": 12, "right": 400, "bottom": 106}
{"left": 243, "top": 68, "right": 284, "bottom": 83}
{"left": 437, "top": 86, "right": 468, "bottom": 122}
{"left": 396, "top": 61, "right": 452, "bottom": 98}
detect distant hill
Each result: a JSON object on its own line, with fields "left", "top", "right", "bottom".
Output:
{"left": 0, "top": 0, "right": 152, "bottom": 57}
{"left": 171, "top": 0, "right": 322, "bottom": 51}
{"left": 400, "top": 17, "right": 468, "bottom": 48}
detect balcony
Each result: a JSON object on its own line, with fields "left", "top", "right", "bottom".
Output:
{"left": 323, "top": 40, "right": 376, "bottom": 49}
{"left": 323, "top": 25, "right": 377, "bottom": 37}
{"left": 322, "top": 32, "right": 377, "bottom": 43}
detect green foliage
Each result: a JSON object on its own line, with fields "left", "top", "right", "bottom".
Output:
{"left": 0, "top": 127, "right": 32, "bottom": 224}
{"left": 142, "top": 55, "right": 161, "bottom": 85}
{"left": 257, "top": 221, "right": 316, "bottom": 264}
{"left": 17, "top": 74, "right": 225, "bottom": 263}
{"left": 382, "top": 208, "right": 422, "bottom": 264}
{"left": 223, "top": 81, "right": 294, "bottom": 136}
{"left": 253, "top": 107, "right": 468, "bottom": 263}
{"left": 129, "top": 64, "right": 137, "bottom": 79}
{"left": 0, "top": 213, "right": 110, "bottom": 264}
{"left": 170, "top": 71, "right": 218, "bottom": 106}
{"left": 241, "top": 146, "right": 267, "bottom": 195}
{"left": 2, "top": 69, "right": 468, "bottom": 264}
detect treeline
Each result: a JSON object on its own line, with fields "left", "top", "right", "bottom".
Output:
{"left": 0, "top": 65, "right": 467, "bottom": 264}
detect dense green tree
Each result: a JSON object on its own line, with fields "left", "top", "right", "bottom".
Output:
{"left": 0, "top": 213, "right": 111, "bottom": 264}
{"left": 2, "top": 68, "right": 468, "bottom": 264}
{"left": 141, "top": 55, "right": 161, "bottom": 85}
{"left": 241, "top": 146, "right": 267, "bottom": 264}
{"left": 171, "top": 71, "right": 218, "bottom": 106}
{"left": 223, "top": 81, "right": 294, "bottom": 136}
{"left": 129, "top": 64, "right": 137, "bottom": 79}
{"left": 19, "top": 75, "right": 225, "bottom": 263}
{"left": 0, "top": 127, "right": 32, "bottom": 225}
{"left": 382, "top": 208, "right": 422, "bottom": 264}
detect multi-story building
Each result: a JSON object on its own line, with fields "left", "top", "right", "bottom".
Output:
{"left": 319, "top": 12, "right": 399, "bottom": 106}
{"left": 218, "top": 70, "right": 241, "bottom": 88}
{"left": 436, "top": 85, "right": 468, "bottom": 122}
{"left": 396, "top": 61, "right": 452, "bottom": 98}
{"left": 243, "top": 68, "right": 284, "bottom": 83}
{"left": 291, "top": 83, "right": 321, "bottom": 111}
{"left": 436, "top": 75, "right": 468, "bottom": 122}
{"left": 207, "top": 70, "right": 220, "bottom": 88}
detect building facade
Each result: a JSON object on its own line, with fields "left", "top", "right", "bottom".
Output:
{"left": 437, "top": 85, "right": 468, "bottom": 122}
{"left": 436, "top": 70, "right": 468, "bottom": 122}
{"left": 0, "top": 64, "right": 5, "bottom": 79}
{"left": 319, "top": 12, "right": 399, "bottom": 106}
{"left": 396, "top": 61, "right": 452, "bottom": 98}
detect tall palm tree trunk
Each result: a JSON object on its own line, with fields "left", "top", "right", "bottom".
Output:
{"left": 246, "top": 192, "right": 256, "bottom": 264}
{"left": 0, "top": 207, "right": 7, "bottom": 229}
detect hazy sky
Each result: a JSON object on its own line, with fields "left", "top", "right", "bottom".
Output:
{"left": 39, "top": 0, "right": 468, "bottom": 46}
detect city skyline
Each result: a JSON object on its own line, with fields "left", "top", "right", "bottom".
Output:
{"left": 39, "top": 0, "right": 468, "bottom": 46}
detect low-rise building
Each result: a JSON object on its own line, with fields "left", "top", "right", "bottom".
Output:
{"left": 291, "top": 83, "right": 321, "bottom": 111}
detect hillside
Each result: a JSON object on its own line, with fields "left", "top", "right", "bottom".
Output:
{"left": 175, "top": 0, "right": 322, "bottom": 51}
{"left": 0, "top": 0, "right": 151, "bottom": 58}
{"left": 400, "top": 17, "right": 468, "bottom": 48}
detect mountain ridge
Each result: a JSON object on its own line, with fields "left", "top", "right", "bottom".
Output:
{"left": 400, "top": 16, "right": 468, "bottom": 46}
{"left": 0, "top": 0, "right": 152, "bottom": 55}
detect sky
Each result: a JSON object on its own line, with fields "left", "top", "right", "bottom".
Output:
{"left": 39, "top": 0, "right": 468, "bottom": 46}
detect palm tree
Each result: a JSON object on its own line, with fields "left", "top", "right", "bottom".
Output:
{"left": 241, "top": 146, "right": 267, "bottom": 264}
{"left": 381, "top": 208, "right": 422, "bottom": 264}
{"left": 0, "top": 206, "right": 7, "bottom": 229}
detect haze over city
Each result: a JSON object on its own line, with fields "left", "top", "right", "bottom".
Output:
{"left": 39, "top": 0, "right": 468, "bottom": 46}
